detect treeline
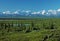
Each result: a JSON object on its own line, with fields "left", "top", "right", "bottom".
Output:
{"left": 0, "top": 21, "right": 57, "bottom": 33}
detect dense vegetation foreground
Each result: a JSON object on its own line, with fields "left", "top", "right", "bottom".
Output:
{"left": 0, "top": 18, "right": 60, "bottom": 41}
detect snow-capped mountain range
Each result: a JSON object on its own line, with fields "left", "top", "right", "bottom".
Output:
{"left": 0, "top": 9, "right": 60, "bottom": 18}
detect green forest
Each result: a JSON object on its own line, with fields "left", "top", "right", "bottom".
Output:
{"left": 0, "top": 18, "right": 60, "bottom": 41}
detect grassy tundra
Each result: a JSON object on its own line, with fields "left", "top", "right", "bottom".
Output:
{"left": 0, "top": 18, "right": 60, "bottom": 41}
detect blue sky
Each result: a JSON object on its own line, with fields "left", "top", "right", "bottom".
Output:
{"left": 0, "top": 0, "right": 60, "bottom": 11}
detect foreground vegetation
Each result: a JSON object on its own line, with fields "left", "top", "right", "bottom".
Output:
{"left": 0, "top": 18, "right": 60, "bottom": 41}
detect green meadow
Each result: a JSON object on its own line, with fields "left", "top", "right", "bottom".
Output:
{"left": 0, "top": 18, "right": 60, "bottom": 41}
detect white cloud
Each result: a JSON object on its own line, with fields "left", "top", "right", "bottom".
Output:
{"left": 48, "top": 10, "right": 57, "bottom": 15}
{"left": 14, "top": 11, "right": 19, "bottom": 14}
{"left": 31, "top": 11, "right": 40, "bottom": 14}
{"left": 12, "top": 10, "right": 21, "bottom": 14}
{"left": 25, "top": 10, "right": 31, "bottom": 13}
{"left": 46, "top": 13, "right": 48, "bottom": 14}
{"left": 46, "top": 12, "right": 50, "bottom": 16}
{"left": 3, "top": 12, "right": 6, "bottom": 14}
{"left": 13, "top": 11, "right": 19, "bottom": 14}
{"left": 57, "top": 9, "right": 60, "bottom": 12}
{"left": 22, "top": 10, "right": 31, "bottom": 14}
{"left": 31, "top": 12, "right": 37, "bottom": 14}
{"left": 3, "top": 11, "right": 11, "bottom": 14}
{"left": 2, "top": 9, "right": 60, "bottom": 16}
{"left": 41, "top": 10, "right": 46, "bottom": 15}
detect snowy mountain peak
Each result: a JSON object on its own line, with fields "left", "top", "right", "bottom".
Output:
{"left": 0, "top": 9, "right": 60, "bottom": 17}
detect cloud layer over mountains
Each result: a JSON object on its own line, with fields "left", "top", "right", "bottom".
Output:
{"left": 1, "top": 9, "right": 60, "bottom": 16}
